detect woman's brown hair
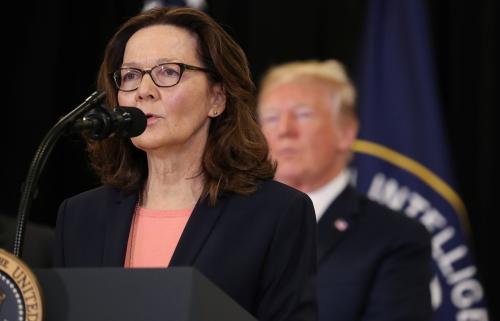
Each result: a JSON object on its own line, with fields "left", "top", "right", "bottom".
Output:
{"left": 88, "top": 7, "right": 275, "bottom": 204}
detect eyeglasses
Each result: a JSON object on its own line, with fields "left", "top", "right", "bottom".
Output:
{"left": 113, "top": 62, "right": 211, "bottom": 92}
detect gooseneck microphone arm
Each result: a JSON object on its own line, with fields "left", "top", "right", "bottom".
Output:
{"left": 13, "top": 91, "right": 106, "bottom": 257}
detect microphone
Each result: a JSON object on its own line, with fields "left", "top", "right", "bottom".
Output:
{"left": 72, "top": 106, "right": 147, "bottom": 139}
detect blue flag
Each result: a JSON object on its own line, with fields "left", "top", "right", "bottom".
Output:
{"left": 353, "top": 0, "right": 489, "bottom": 320}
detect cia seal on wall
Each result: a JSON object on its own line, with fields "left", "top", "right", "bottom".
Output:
{"left": 0, "top": 248, "right": 43, "bottom": 321}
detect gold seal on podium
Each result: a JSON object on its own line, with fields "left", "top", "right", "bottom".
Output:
{"left": 0, "top": 248, "right": 43, "bottom": 321}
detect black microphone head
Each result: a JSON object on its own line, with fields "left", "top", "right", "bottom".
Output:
{"left": 72, "top": 106, "right": 112, "bottom": 140}
{"left": 113, "top": 106, "right": 147, "bottom": 138}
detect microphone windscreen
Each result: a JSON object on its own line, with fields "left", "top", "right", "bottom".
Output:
{"left": 114, "top": 106, "right": 147, "bottom": 138}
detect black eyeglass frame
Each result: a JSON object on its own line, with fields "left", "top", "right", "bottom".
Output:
{"left": 112, "top": 62, "right": 212, "bottom": 92}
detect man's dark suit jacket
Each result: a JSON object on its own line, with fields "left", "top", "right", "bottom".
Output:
{"left": 0, "top": 214, "right": 54, "bottom": 268}
{"left": 317, "top": 186, "right": 432, "bottom": 321}
{"left": 55, "top": 180, "right": 317, "bottom": 321}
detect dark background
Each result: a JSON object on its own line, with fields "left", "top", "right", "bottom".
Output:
{"left": 3, "top": 0, "right": 498, "bottom": 318}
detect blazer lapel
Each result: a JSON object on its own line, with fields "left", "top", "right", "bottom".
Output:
{"left": 317, "top": 186, "right": 361, "bottom": 264}
{"left": 169, "top": 195, "right": 225, "bottom": 266}
{"left": 102, "top": 190, "right": 137, "bottom": 266}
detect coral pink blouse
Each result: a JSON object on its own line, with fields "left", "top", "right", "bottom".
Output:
{"left": 124, "top": 207, "right": 193, "bottom": 268}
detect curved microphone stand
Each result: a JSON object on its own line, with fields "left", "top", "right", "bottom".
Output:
{"left": 13, "top": 91, "right": 106, "bottom": 257}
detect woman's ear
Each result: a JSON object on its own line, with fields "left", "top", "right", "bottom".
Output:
{"left": 209, "top": 83, "right": 226, "bottom": 118}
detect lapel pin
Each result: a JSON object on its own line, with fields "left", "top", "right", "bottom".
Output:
{"left": 333, "top": 218, "right": 349, "bottom": 232}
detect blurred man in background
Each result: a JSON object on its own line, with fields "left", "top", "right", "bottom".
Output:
{"left": 258, "top": 59, "right": 432, "bottom": 321}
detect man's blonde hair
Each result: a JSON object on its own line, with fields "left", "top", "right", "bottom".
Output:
{"left": 259, "top": 59, "right": 357, "bottom": 119}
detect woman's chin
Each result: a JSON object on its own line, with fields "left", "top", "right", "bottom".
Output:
{"left": 131, "top": 135, "right": 161, "bottom": 152}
